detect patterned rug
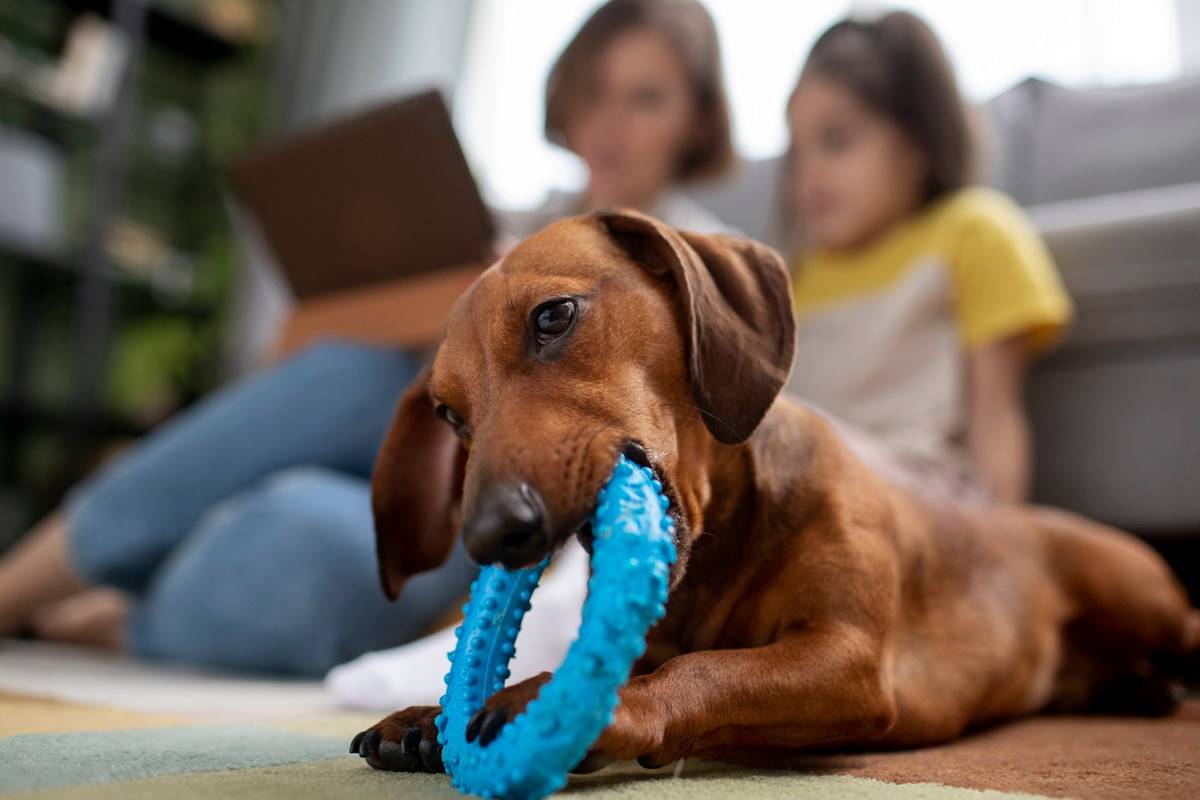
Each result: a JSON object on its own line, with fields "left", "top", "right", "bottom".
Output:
{"left": 2, "top": 688, "right": 1197, "bottom": 800}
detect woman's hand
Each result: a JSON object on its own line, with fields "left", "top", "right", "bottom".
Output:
{"left": 967, "top": 336, "right": 1033, "bottom": 504}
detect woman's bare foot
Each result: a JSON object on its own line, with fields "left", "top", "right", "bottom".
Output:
{"left": 28, "top": 588, "right": 130, "bottom": 650}
{"left": 0, "top": 514, "right": 89, "bottom": 636}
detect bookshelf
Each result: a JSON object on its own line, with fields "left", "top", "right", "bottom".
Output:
{"left": 0, "top": 0, "right": 271, "bottom": 547}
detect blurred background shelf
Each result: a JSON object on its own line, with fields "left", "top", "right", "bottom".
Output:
{"left": 0, "top": 76, "right": 98, "bottom": 145}
{"left": 0, "top": 0, "right": 272, "bottom": 545}
{"left": 0, "top": 237, "right": 219, "bottom": 319}
{"left": 62, "top": 0, "right": 247, "bottom": 63}
{"left": 2, "top": 397, "right": 151, "bottom": 438}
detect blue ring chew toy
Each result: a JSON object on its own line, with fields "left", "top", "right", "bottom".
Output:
{"left": 435, "top": 455, "right": 676, "bottom": 800}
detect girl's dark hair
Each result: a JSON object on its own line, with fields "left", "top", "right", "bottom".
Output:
{"left": 795, "top": 11, "right": 974, "bottom": 200}
{"left": 545, "top": 0, "right": 734, "bottom": 182}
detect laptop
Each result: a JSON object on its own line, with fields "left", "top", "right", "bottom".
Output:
{"left": 230, "top": 90, "right": 494, "bottom": 299}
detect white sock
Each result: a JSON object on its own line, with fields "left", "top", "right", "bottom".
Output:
{"left": 325, "top": 539, "right": 589, "bottom": 711}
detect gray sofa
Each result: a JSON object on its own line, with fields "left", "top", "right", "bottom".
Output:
{"left": 693, "top": 75, "right": 1200, "bottom": 537}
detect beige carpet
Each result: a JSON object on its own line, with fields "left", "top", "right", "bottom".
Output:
{"left": 2, "top": 641, "right": 1196, "bottom": 799}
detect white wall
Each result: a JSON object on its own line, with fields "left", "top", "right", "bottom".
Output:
{"left": 272, "top": 0, "right": 475, "bottom": 132}
{"left": 1181, "top": 0, "right": 1200, "bottom": 72}
{"left": 224, "top": 0, "right": 477, "bottom": 376}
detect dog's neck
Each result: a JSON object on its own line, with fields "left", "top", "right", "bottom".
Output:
{"left": 658, "top": 434, "right": 769, "bottom": 649}
{"left": 702, "top": 440, "right": 758, "bottom": 534}
{"left": 674, "top": 425, "right": 758, "bottom": 544}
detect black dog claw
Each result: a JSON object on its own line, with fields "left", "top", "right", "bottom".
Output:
{"left": 359, "top": 728, "right": 380, "bottom": 758}
{"left": 464, "top": 706, "right": 509, "bottom": 746}
{"left": 479, "top": 708, "right": 508, "bottom": 746}
{"left": 400, "top": 726, "right": 423, "bottom": 755}
{"left": 349, "top": 730, "right": 365, "bottom": 754}
{"left": 465, "top": 708, "right": 485, "bottom": 742}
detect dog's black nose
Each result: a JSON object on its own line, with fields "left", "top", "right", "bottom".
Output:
{"left": 462, "top": 482, "right": 548, "bottom": 566}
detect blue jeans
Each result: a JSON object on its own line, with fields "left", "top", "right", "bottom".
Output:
{"left": 65, "top": 341, "right": 478, "bottom": 677}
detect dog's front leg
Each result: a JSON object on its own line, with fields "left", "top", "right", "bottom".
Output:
{"left": 591, "top": 624, "right": 896, "bottom": 767}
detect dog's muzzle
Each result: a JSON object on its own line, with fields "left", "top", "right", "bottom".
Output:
{"left": 461, "top": 482, "right": 550, "bottom": 567}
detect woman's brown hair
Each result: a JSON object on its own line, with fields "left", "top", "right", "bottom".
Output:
{"left": 794, "top": 11, "right": 974, "bottom": 201}
{"left": 545, "top": 0, "right": 734, "bottom": 182}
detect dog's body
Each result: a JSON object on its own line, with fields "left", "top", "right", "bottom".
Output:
{"left": 353, "top": 211, "right": 1197, "bottom": 774}
{"left": 631, "top": 399, "right": 1190, "bottom": 755}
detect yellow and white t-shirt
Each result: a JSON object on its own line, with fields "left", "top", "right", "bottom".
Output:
{"left": 786, "top": 187, "right": 1072, "bottom": 470}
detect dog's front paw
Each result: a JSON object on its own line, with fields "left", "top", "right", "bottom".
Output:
{"left": 351, "top": 705, "right": 443, "bottom": 773}
{"left": 352, "top": 675, "right": 554, "bottom": 773}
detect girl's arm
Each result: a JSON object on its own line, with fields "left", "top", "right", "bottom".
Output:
{"left": 967, "top": 335, "right": 1033, "bottom": 504}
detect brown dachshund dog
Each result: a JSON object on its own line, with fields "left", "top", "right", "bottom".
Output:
{"left": 351, "top": 209, "right": 1198, "bottom": 775}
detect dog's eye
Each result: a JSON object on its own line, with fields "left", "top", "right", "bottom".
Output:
{"left": 532, "top": 299, "right": 577, "bottom": 344}
{"left": 435, "top": 404, "right": 467, "bottom": 433}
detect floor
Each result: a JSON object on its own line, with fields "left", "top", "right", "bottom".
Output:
{"left": 1, "top": 640, "right": 1197, "bottom": 799}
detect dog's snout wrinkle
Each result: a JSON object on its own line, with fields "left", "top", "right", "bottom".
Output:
{"left": 462, "top": 481, "right": 549, "bottom": 567}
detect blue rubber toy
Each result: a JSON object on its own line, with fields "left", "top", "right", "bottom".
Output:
{"left": 434, "top": 455, "right": 676, "bottom": 800}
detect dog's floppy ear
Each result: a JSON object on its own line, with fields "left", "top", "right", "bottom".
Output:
{"left": 371, "top": 366, "right": 467, "bottom": 600}
{"left": 597, "top": 209, "right": 795, "bottom": 444}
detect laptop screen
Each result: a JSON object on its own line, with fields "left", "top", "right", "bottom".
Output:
{"left": 230, "top": 90, "right": 494, "bottom": 299}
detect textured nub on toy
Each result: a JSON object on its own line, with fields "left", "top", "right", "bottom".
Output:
{"left": 435, "top": 455, "right": 676, "bottom": 800}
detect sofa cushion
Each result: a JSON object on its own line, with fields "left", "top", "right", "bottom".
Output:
{"left": 986, "top": 76, "right": 1200, "bottom": 205}
{"left": 1029, "top": 182, "right": 1200, "bottom": 348}
{"left": 688, "top": 155, "right": 790, "bottom": 254}
{"left": 1027, "top": 183, "right": 1200, "bottom": 533}
{"left": 979, "top": 80, "right": 1040, "bottom": 204}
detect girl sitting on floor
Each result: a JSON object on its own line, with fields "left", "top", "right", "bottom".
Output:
{"left": 783, "top": 10, "right": 1072, "bottom": 504}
